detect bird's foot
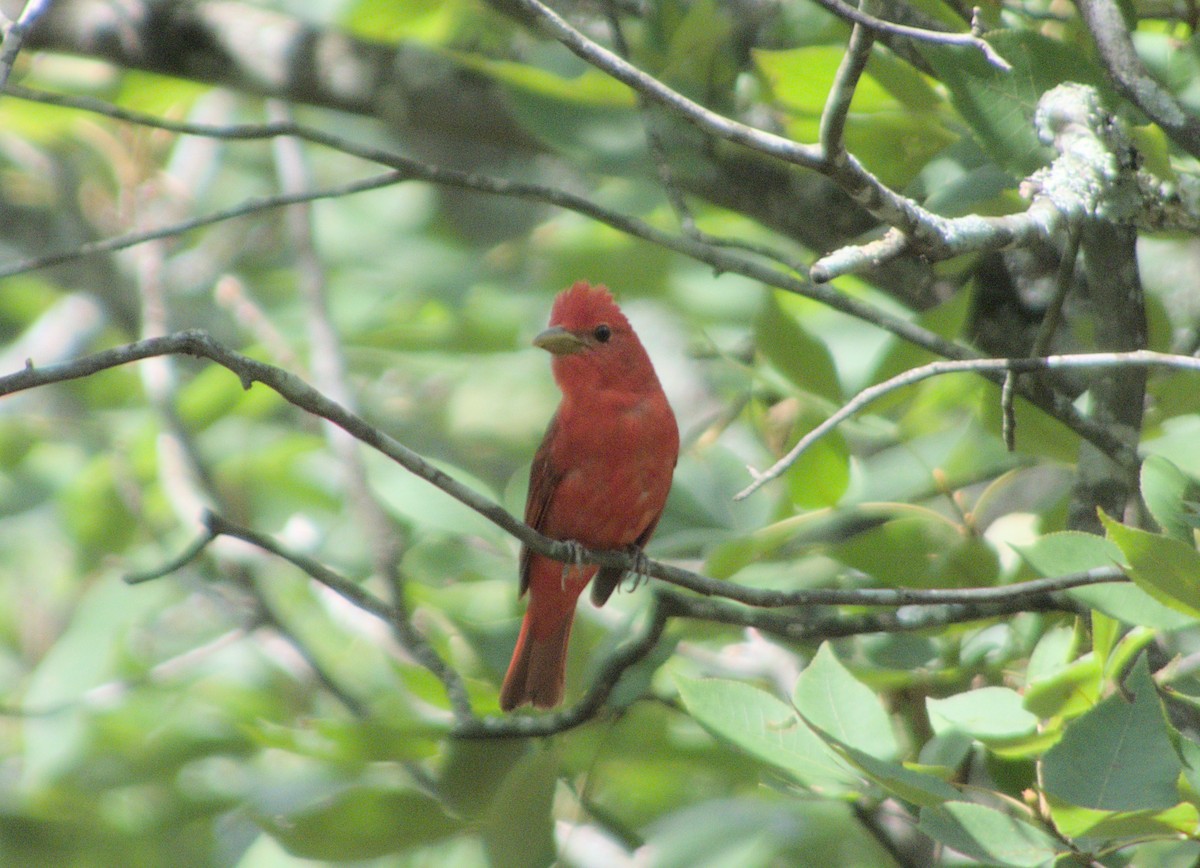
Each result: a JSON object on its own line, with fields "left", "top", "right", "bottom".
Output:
{"left": 624, "top": 545, "right": 652, "bottom": 592}
{"left": 559, "top": 539, "right": 587, "bottom": 590}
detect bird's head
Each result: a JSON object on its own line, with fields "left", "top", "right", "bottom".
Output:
{"left": 535, "top": 281, "right": 658, "bottom": 394}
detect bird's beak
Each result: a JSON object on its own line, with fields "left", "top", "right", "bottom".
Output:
{"left": 534, "top": 326, "right": 587, "bottom": 355}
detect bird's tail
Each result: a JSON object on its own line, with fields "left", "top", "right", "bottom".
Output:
{"left": 499, "top": 612, "right": 573, "bottom": 711}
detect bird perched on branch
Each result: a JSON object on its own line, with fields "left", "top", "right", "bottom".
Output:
{"left": 500, "top": 282, "right": 679, "bottom": 711}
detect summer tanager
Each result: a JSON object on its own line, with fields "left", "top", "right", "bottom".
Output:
{"left": 499, "top": 282, "right": 679, "bottom": 711}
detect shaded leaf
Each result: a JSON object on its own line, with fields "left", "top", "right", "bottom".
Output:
{"left": 918, "top": 801, "right": 1065, "bottom": 867}
{"left": 921, "top": 31, "right": 1110, "bottom": 175}
{"left": 483, "top": 749, "right": 558, "bottom": 868}
{"left": 1141, "top": 455, "right": 1200, "bottom": 542}
{"left": 1042, "top": 654, "right": 1182, "bottom": 812}
{"left": 804, "top": 724, "right": 961, "bottom": 807}
{"left": 258, "top": 787, "right": 461, "bottom": 860}
{"left": 754, "top": 292, "right": 842, "bottom": 402}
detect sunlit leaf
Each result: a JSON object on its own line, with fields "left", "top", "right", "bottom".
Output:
{"left": 675, "top": 677, "right": 857, "bottom": 793}
{"left": 1100, "top": 511, "right": 1200, "bottom": 618}
{"left": 794, "top": 644, "right": 898, "bottom": 760}
{"left": 927, "top": 687, "right": 1038, "bottom": 745}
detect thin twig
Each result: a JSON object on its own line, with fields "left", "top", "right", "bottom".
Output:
{"left": 510, "top": 0, "right": 943, "bottom": 240}
{"left": 601, "top": 11, "right": 806, "bottom": 274}
{"left": 0, "top": 0, "right": 55, "bottom": 91}
{"left": 736, "top": 349, "right": 1200, "bottom": 499}
{"left": 810, "top": 0, "right": 1009, "bottom": 69}
{"left": 819, "top": 8, "right": 876, "bottom": 158}
{"left": 202, "top": 512, "right": 473, "bottom": 716}
{"left": 125, "top": 526, "right": 217, "bottom": 584}
{"left": 509, "top": 0, "right": 822, "bottom": 170}
{"left": 1031, "top": 223, "right": 1081, "bottom": 359}
{"left": 0, "top": 170, "right": 408, "bottom": 279}
{"left": 1000, "top": 369, "right": 1017, "bottom": 451}
{"left": 654, "top": 586, "right": 1087, "bottom": 644}
{"left": 1077, "top": 0, "right": 1200, "bottom": 159}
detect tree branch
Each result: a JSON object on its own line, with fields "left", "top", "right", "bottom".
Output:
{"left": 0, "top": 0, "right": 53, "bottom": 90}
{"left": 1077, "top": 0, "right": 1200, "bottom": 160}
{"left": 0, "top": 84, "right": 1146, "bottom": 469}
{"left": 807, "top": 0, "right": 1009, "bottom": 70}
{"left": 0, "top": 331, "right": 1133, "bottom": 612}
{"left": 736, "top": 349, "right": 1200, "bottom": 499}
{"left": 15, "top": 0, "right": 926, "bottom": 299}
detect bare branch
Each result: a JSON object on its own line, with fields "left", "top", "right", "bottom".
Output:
{"left": 809, "top": 0, "right": 1009, "bottom": 70}
{"left": 819, "top": 9, "right": 875, "bottom": 158}
{"left": 0, "top": 0, "right": 54, "bottom": 90}
{"left": 653, "top": 586, "right": 1088, "bottom": 645}
{"left": 1078, "top": 0, "right": 1200, "bottom": 160}
{"left": 0, "top": 330, "right": 1132, "bottom": 611}
{"left": 736, "top": 349, "right": 1200, "bottom": 499}
{"left": 0, "top": 169, "right": 409, "bottom": 279}
{"left": 811, "top": 83, "right": 1200, "bottom": 278}
{"left": 0, "top": 82, "right": 1160, "bottom": 521}
{"left": 508, "top": 0, "right": 822, "bottom": 170}
{"left": 0, "top": 86, "right": 968, "bottom": 366}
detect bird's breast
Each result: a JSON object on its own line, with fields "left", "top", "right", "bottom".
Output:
{"left": 540, "top": 392, "right": 677, "bottom": 548}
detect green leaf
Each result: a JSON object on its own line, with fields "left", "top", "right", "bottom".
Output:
{"left": 655, "top": 0, "right": 739, "bottom": 105}
{"left": 804, "top": 725, "right": 961, "bottom": 807}
{"left": 1070, "top": 582, "right": 1194, "bottom": 630}
{"left": 844, "top": 110, "right": 957, "bottom": 189}
{"left": 1022, "top": 654, "right": 1102, "bottom": 720}
{"left": 642, "top": 798, "right": 899, "bottom": 867}
{"left": 830, "top": 506, "right": 978, "bottom": 588}
{"left": 1141, "top": 455, "right": 1200, "bottom": 542}
{"left": 793, "top": 644, "right": 898, "bottom": 760}
{"left": 1041, "top": 654, "right": 1182, "bottom": 812}
{"left": 448, "top": 51, "right": 636, "bottom": 107}
{"left": 1048, "top": 799, "right": 1200, "bottom": 840}
{"left": 927, "top": 687, "right": 1038, "bottom": 745}
{"left": 365, "top": 449, "right": 506, "bottom": 543}
{"left": 921, "top": 31, "right": 1110, "bottom": 176}
{"left": 783, "top": 416, "right": 850, "bottom": 511}
{"left": 754, "top": 291, "right": 842, "bottom": 402}
{"left": 259, "top": 787, "right": 461, "bottom": 860}
{"left": 675, "top": 677, "right": 857, "bottom": 792}
{"left": 1017, "top": 530, "right": 1193, "bottom": 628}
{"left": 1015, "top": 530, "right": 1122, "bottom": 575}
{"left": 440, "top": 739, "right": 530, "bottom": 819}
{"left": 1101, "top": 511, "right": 1200, "bottom": 618}
{"left": 483, "top": 749, "right": 558, "bottom": 868}
{"left": 918, "top": 802, "right": 1065, "bottom": 867}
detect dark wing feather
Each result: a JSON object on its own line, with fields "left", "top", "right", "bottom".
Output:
{"left": 590, "top": 514, "right": 661, "bottom": 607}
{"left": 519, "top": 413, "right": 562, "bottom": 597}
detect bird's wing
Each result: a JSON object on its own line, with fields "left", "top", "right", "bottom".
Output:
{"left": 519, "top": 413, "right": 563, "bottom": 597}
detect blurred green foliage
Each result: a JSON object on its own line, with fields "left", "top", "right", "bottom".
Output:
{"left": 3, "top": 0, "right": 1200, "bottom": 865}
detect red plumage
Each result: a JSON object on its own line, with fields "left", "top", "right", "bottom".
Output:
{"left": 499, "top": 282, "right": 679, "bottom": 711}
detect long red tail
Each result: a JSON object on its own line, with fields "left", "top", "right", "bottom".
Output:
{"left": 499, "top": 611, "right": 574, "bottom": 711}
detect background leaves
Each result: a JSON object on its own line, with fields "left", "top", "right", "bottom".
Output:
{"left": 2, "top": 0, "right": 1200, "bottom": 865}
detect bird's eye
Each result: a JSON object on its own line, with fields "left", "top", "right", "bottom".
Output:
{"left": 593, "top": 324, "right": 612, "bottom": 343}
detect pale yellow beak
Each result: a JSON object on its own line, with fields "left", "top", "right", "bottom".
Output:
{"left": 533, "top": 326, "right": 587, "bottom": 355}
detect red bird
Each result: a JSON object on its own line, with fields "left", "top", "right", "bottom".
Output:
{"left": 500, "top": 282, "right": 679, "bottom": 711}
